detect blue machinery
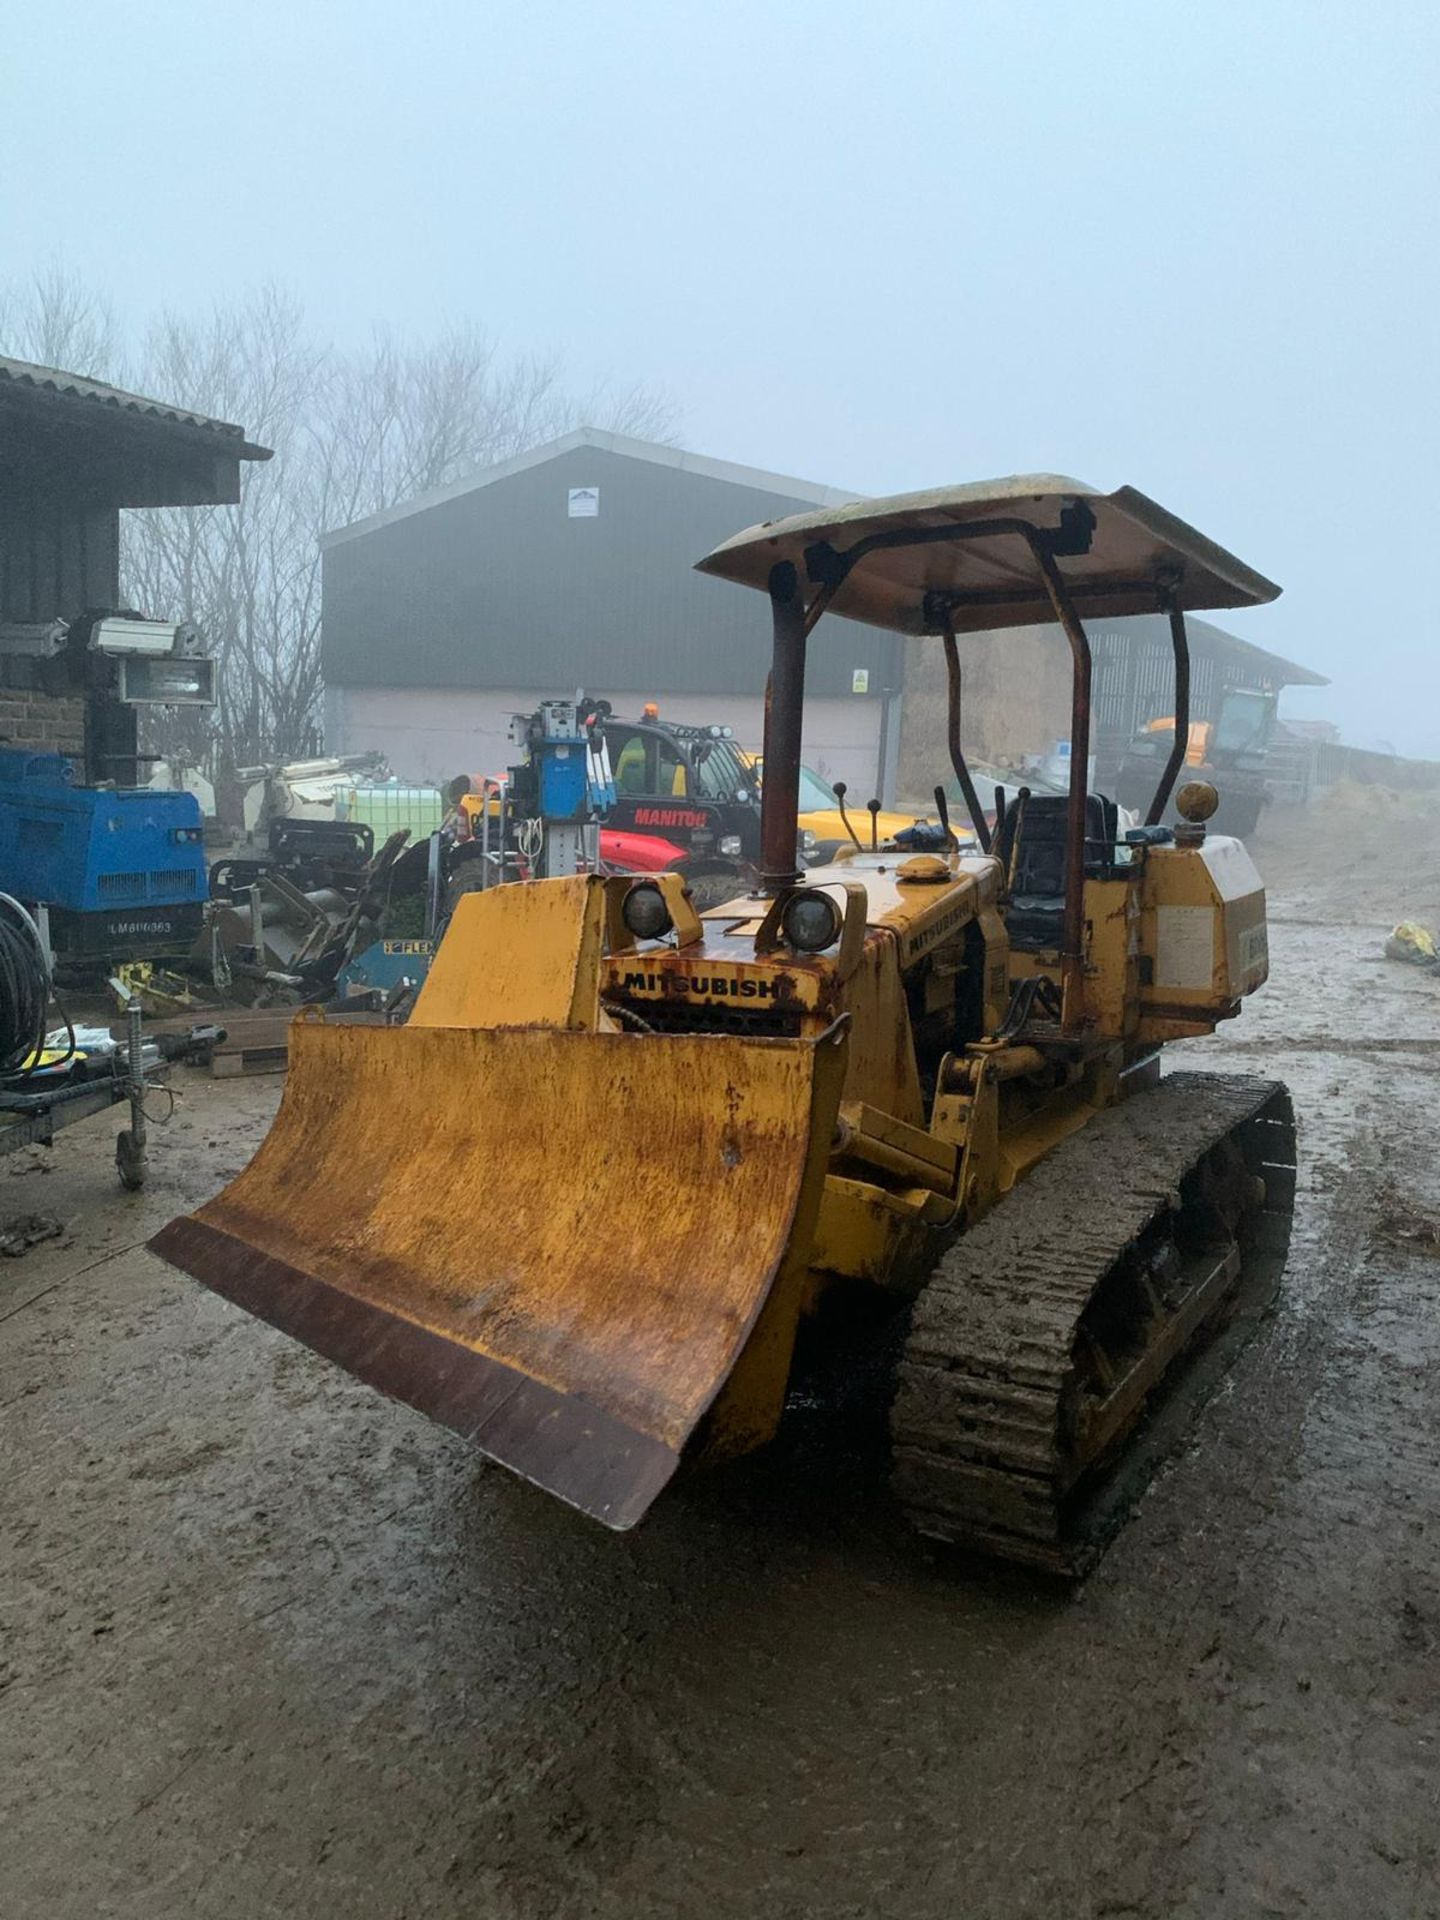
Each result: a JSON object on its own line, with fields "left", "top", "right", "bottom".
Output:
{"left": 334, "top": 698, "right": 617, "bottom": 1003}
{"left": 0, "top": 750, "right": 207, "bottom": 962}
{"left": 0, "top": 612, "right": 214, "bottom": 966}
{"left": 508, "top": 697, "right": 617, "bottom": 879}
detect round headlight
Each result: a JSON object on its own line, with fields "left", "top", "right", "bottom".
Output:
{"left": 622, "top": 882, "right": 672, "bottom": 940}
{"left": 780, "top": 889, "right": 842, "bottom": 953}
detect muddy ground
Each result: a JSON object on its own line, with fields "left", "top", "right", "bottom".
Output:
{"left": 2, "top": 788, "right": 1439, "bottom": 1919}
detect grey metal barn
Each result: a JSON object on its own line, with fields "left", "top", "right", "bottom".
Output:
{"left": 320, "top": 430, "right": 908, "bottom": 796}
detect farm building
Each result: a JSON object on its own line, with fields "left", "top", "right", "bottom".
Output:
{"left": 0, "top": 354, "right": 270, "bottom": 762}
{"left": 320, "top": 430, "right": 899, "bottom": 797}
{"left": 320, "top": 432, "right": 1324, "bottom": 804}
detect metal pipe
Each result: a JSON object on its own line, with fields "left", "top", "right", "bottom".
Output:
{"left": 940, "top": 620, "right": 993, "bottom": 853}
{"left": 981, "top": 1042, "right": 1047, "bottom": 1082}
{"left": 760, "top": 561, "right": 809, "bottom": 890}
{"left": 1147, "top": 598, "right": 1192, "bottom": 825}
{"left": 479, "top": 778, "right": 492, "bottom": 888}
{"left": 830, "top": 1116, "right": 954, "bottom": 1195}
{"left": 126, "top": 999, "right": 147, "bottom": 1162}
{"left": 424, "top": 828, "right": 442, "bottom": 939}
{"left": 1031, "top": 545, "right": 1094, "bottom": 1030}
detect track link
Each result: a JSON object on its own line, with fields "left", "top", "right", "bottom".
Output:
{"left": 891, "top": 1072, "right": 1296, "bottom": 1574}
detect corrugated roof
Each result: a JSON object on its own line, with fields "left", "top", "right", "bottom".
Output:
{"left": 1180, "top": 615, "right": 1328, "bottom": 688}
{"left": 321, "top": 426, "right": 854, "bottom": 549}
{"left": 0, "top": 354, "right": 271, "bottom": 458}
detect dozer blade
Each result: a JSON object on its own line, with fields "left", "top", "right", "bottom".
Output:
{"left": 150, "top": 1016, "right": 843, "bottom": 1528}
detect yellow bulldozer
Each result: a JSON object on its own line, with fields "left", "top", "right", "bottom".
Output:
{"left": 152, "top": 476, "right": 1295, "bottom": 1572}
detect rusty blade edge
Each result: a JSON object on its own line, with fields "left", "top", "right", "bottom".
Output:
{"left": 147, "top": 1216, "right": 680, "bottom": 1531}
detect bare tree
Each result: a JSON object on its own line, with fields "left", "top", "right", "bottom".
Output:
{"left": 311, "top": 329, "right": 674, "bottom": 532}
{"left": 0, "top": 271, "right": 678, "bottom": 772}
{"left": 0, "top": 263, "right": 125, "bottom": 380}
{"left": 123, "top": 287, "right": 332, "bottom": 767}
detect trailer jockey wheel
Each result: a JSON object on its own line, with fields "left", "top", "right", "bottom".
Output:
{"left": 116, "top": 1128, "right": 146, "bottom": 1191}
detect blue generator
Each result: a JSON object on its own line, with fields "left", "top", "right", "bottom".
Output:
{"left": 0, "top": 750, "right": 208, "bottom": 962}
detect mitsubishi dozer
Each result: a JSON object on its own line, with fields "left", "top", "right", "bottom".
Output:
{"left": 151, "top": 476, "right": 1296, "bottom": 1573}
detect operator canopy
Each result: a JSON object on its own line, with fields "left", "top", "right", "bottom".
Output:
{"left": 696, "top": 476, "right": 1281, "bottom": 635}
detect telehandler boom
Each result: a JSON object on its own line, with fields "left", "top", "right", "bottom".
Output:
{"left": 152, "top": 474, "right": 1295, "bottom": 1572}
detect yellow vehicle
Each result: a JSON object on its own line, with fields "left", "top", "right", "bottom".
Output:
{"left": 743, "top": 753, "right": 957, "bottom": 862}
{"left": 152, "top": 474, "right": 1295, "bottom": 1572}
{"left": 1116, "top": 686, "right": 1279, "bottom": 839}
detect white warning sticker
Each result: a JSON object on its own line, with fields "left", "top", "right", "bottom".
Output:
{"left": 1156, "top": 905, "right": 1215, "bottom": 991}
{"left": 1239, "top": 920, "right": 1269, "bottom": 982}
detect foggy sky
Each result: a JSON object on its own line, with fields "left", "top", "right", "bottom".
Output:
{"left": 6, "top": 2, "right": 1436, "bottom": 752}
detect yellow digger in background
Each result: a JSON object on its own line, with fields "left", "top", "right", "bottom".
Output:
{"left": 152, "top": 475, "right": 1295, "bottom": 1572}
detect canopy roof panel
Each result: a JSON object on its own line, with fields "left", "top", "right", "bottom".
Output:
{"left": 696, "top": 476, "right": 1281, "bottom": 636}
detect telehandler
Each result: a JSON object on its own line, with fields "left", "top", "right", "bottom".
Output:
{"left": 152, "top": 475, "right": 1295, "bottom": 1572}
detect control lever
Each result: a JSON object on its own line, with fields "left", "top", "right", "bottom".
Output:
{"left": 1005, "top": 786, "right": 1031, "bottom": 894}
{"left": 867, "top": 797, "right": 881, "bottom": 851}
{"left": 831, "top": 781, "right": 865, "bottom": 853}
{"left": 933, "top": 785, "right": 959, "bottom": 852}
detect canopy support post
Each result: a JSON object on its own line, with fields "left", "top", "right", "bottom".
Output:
{"left": 1146, "top": 593, "right": 1192, "bottom": 826}
{"left": 760, "top": 561, "right": 808, "bottom": 892}
{"left": 1030, "top": 548, "right": 1094, "bottom": 1031}
{"left": 940, "top": 616, "right": 992, "bottom": 854}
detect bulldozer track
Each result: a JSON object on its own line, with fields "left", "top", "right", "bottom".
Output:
{"left": 891, "top": 1072, "right": 1296, "bottom": 1574}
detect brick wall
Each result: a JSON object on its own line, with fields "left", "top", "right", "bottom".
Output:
{"left": 0, "top": 685, "right": 85, "bottom": 759}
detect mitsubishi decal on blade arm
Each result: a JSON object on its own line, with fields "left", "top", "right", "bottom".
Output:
{"left": 616, "top": 969, "right": 783, "bottom": 1000}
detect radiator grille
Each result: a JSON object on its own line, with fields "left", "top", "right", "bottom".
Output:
{"left": 603, "top": 997, "right": 802, "bottom": 1040}
{"left": 149, "top": 868, "right": 199, "bottom": 898}
{"left": 99, "top": 871, "right": 146, "bottom": 902}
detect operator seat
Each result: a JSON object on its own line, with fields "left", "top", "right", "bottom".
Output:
{"left": 614, "top": 737, "right": 648, "bottom": 794}
{"left": 1005, "top": 793, "right": 1119, "bottom": 951}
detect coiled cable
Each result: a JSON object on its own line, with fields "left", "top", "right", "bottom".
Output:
{"left": 0, "top": 894, "right": 71, "bottom": 1078}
